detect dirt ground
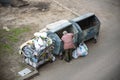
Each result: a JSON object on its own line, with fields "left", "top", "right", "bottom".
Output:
{"left": 0, "top": 0, "right": 120, "bottom": 80}
{"left": 0, "top": 0, "right": 75, "bottom": 80}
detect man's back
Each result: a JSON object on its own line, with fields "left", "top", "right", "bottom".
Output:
{"left": 61, "top": 33, "right": 75, "bottom": 49}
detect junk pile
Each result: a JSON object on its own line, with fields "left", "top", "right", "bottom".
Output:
{"left": 19, "top": 32, "right": 55, "bottom": 68}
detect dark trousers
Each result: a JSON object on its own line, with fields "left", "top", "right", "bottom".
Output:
{"left": 64, "top": 49, "right": 72, "bottom": 62}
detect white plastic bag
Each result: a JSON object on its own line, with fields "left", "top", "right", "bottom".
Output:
{"left": 25, "top": 58, "right": 37, "bottom": 68}
{"left": 34, "top": 32, "right": 47, "bottom": 38}
{"left": 78, "top": 43, "right": 88, "bottom": 56}
{"left": 33, "top": 40, "right": 41, "bottom": 51}
{"left": 72, "top": 50, "right": 78, "bottom": 59}
{"left": 72, "top": 43, "right": 88, "bottom": 59}
{"left": 38, "top": 37, "right": 44, "bottom": 45}
{"left": 82, "top": 43, "right": 88, "bottom": 51}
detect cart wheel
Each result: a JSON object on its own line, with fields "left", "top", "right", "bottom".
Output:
{"left": 35, "top": 66, "right": 39, "bottom": 70}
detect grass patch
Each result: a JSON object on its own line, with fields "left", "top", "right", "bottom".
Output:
{"left": 8, "top": 27, "right": 30, "bottom": 42}
{"left": 0, "top": 27, "right": 31, "bottom": 54}
{"left": 0, "top": 43, "right": 12, "bottom": 53}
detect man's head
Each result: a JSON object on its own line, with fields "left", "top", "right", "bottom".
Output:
{"left": 63, "top": 31, "right": 68, "bottom": 35}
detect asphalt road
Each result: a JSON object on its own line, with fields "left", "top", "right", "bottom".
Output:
{"left": 32, "top": 0, "right": 120, "bottom": 80}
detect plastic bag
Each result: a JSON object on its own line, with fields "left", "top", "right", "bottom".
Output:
{"left": 72, "top": 49, "right": 78, "bottom": 59}
{"left": 25, "top": 58, "right": 37, "bottom": 68}
{"left": 72, "top": 43, "right": 88, "bottom": 59}
{"left": 34, "top": 32, "right": 47, "bottom": 38}
{"left": 78, "top": 43, "right": 88, "bottom": 56}
{"left": 33, "top": 39, "right": 41, "bottom": 51}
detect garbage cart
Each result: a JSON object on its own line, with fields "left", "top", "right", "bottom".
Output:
{"left": 19, "top": 33, "right": 55, "bottom": 69}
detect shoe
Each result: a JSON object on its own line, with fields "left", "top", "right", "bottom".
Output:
{"left": 64, "top": 59, "right": 70, "bottom": 62}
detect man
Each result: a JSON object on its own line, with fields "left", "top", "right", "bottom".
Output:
{"left": 61, "top": 31, "right": 75, "bottom": 62}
